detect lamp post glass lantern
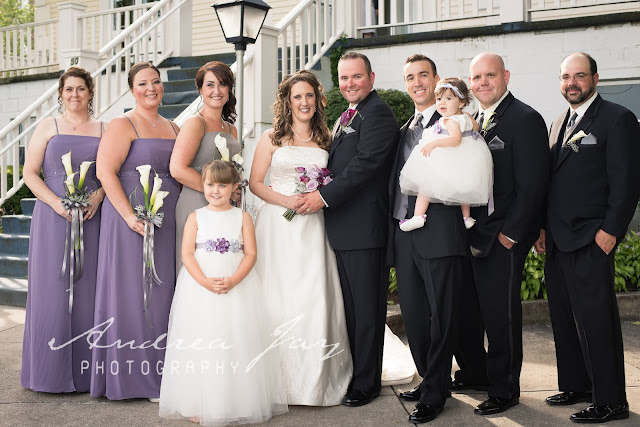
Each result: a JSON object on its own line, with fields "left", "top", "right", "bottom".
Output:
{"left": 212, "top": 0, "right": 271, "bottom": 147}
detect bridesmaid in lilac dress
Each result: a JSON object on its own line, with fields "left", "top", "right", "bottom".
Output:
{"left": 21, "top": 67, "right": 105, "bottom": 393}
{"left": 91, "top": 62, "right": 180, "bottom": 400}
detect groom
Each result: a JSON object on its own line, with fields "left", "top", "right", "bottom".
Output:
{"left": 297, "top": 52, "right": 400, "bottom": 406}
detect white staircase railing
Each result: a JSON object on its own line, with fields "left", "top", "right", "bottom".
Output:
{"left": 176, "top": 0, "right": 346, "bottom": 129}
{"left": 0, "top": 0, "right": 185, "bottom": 207}
{"left": 0, "top": 19, "right": 58, "bottom": 78}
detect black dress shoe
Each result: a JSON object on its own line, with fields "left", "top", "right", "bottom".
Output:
{"left": 570, "top": 403, "right": 629, "bottom": 423}
{"left": 546, "top": 391, "right": 592, "bottom": 406}
{"left": 342, "top": 389, "right": 380, "bottom": 407}
{"left": 408, "top": 403, "right": 444, "bottom": 424}
{"left": 450, "top": 380, "right": 489, "bottom": 392}
{"left": 474, "top": 397, "right": 519, "bottom": 415}
{"left": 399, "top": 386, "right": 421, "bottom": 401}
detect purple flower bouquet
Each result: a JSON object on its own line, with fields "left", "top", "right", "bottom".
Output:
{"left": 283, "top": 165, "right": 333, "bottom": 221}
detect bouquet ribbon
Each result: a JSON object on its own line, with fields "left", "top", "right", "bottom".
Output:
{"left": 135, "top": 205, "right": 164, "bottom": 326}
{"left": 60, "top": 198, "right": 89, "bottom": 314}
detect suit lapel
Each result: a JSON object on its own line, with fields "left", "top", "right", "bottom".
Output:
{"left": 554, "top": 95, "right": 602, "bottom": 170}
{"left": 329, "top": 91, "right": 377, "bottom": 159}
{"left": 481, "top": 92, "right": 514, "bottom": 143}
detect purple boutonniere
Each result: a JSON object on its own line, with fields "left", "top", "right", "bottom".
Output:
{"left": 336, "top": 108, "right": 359, "bottom": 137}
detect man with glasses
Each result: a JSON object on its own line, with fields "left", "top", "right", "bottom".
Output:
{"left": 536, "top": 52, "right": 640, "bottom": 423}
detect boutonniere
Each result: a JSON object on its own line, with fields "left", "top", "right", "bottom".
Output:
{"left": 566, "top": 130, "right": 587, "bottom": 152}
{"left": 336, "top": 108, "right": 360, "bottom": 137}
{"left": 480, "top": 112, "right": 498, "bottom": 136}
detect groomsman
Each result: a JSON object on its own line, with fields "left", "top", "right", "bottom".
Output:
{"left": 387, "top": 54, "right": 472, "bottom": 423}
{"left": 298, "top": 52, "right": 399, "bottom": 407}
{"left": 467, "top": 52, "right": 550, "bottom": 415}
{"left": 537, "top": 52, "right": 639, "bottom": 423}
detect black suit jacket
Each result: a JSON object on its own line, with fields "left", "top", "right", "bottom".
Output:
{"left": 468, "top": 92, "right": 550, "bottom": 257}
{"left": 546, "top": 94, "right": 640, "bottom": 252}
{"left": 386, "top": 112, "right": 468, "bottom": 266}
{"left": 321, "top": 90, "right": 400, "bottom": 251}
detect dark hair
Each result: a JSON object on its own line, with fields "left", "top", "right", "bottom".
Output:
{"left": 405, "top": 54, "right": 438, "bottom": 77}
{"left": 58, "top": 66, "right": 95, "bottom": 115}
{"left": 201, "top": 160, "right": 241, "bottom": 185}
{"left": 195, "top": 61, "right": 237, "bottom": 124}
{"left": 339, "top": 51, "right": 372, "bottom": 75}
{"left": 127, "top": 62, "right": 161, "bottom": 89}
{"left": 271, "top": 70, "right": 331, "bottom": 151}
{"left": 562, "top": 52, "right": 598, "bottom": 74}
{"left": 434, "top": 77, "right": 471, "bottom": 107}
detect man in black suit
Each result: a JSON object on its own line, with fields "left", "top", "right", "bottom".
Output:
{"left": 536, "top": 52, "right": 639, "bottom": 423}
{"left": 467, "top": 52, "right": 550, "bottom": 415}
{"left": 386, "top": 54, "right": 473, "bottom": 424}
{"left": 298, "top": 51, "right": 399, "bottom": 407}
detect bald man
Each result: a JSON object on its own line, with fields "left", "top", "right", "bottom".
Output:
{"left": 467, "top": 52, "right": 549, "bottom": 415}
{"left": 537, "top": 52, "right": 639, "bottom": 423}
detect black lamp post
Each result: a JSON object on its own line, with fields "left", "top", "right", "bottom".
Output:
{"left": 212, "top": 0, "right": 271, "bottom": 147}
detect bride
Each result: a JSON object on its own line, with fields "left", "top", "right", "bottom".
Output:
{"left": 249, "top": 71, "right": 353, "bottom": 406}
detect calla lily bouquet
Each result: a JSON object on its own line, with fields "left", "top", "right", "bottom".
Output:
{"left": 566, "top": 130, "right": 587, "bottom": 153}
{"left": 283, "top": 165, "right": 333, "bottom": 221}
{"left": 214, "top": 133, "right": 244, "bottom": 171}
{"left": 59, "top": 151, "right": 96, "bottom": 314}
{"left": 131, "top": 164, "right": 170, "bottom": 324}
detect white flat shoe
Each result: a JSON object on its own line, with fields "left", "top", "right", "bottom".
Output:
{"left": 148, "top": 398, "right": 160, "bottom": 403}
{"left": 464, "top": 217, "right": 476, "bottom": 229}
{"left": 399, "top": 215, "right": 426, "bottom": 232}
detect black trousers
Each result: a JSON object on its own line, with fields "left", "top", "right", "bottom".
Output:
{"left": 334, "top": 247, "right": 387, "bottom": 393}
{"left": 394, "top": 225, "right": 463, "bottom": 407}
{"left": 545, "top": 240, "right": 627, "bottom": 405}
{"left": 472, "top": 240, "right": 528, "bottom": 400}
{"left": 452, "top": 257, "right": 488, "bottom": 385}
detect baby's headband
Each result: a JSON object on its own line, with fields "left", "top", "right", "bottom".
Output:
{"left": 435, "top": 83, "right": 464, "bottom": 99}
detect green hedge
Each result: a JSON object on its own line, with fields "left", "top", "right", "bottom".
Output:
{"left": 0, "top": 166, "right": 35, "bottom": 216}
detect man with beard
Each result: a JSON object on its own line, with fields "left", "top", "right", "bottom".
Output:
{"left": 536, "top": 52, "right": 640, "bottom": 423}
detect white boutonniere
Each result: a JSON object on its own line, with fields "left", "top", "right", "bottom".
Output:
{"left": 567, "top": 130, "right": 587, "bottom": 152}
{"left": 480, "top": 111, "right": 497, "bottom": 136}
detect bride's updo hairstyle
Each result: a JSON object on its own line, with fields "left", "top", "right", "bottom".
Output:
{"left": 202, "top": 160, "right": 241, "bottom": 185}
{"left": 434, "top": 77, "right": 471, "bottom": 107}
{"left": 272, "top": 70, "right": 331, "bottom": 151}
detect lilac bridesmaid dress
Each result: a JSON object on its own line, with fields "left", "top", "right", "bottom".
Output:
{"left": 90, "top": 119, "right": 179, "bottom": 400}
{"left": 21, "top": 119, "right": 102, "bottom": 393}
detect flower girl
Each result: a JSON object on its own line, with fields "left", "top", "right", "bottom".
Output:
{"left": 399, "top": 77, "right": 493, "bottom": 231}
{"left": 159, "top": 160, "right": 287, "bottom": 425}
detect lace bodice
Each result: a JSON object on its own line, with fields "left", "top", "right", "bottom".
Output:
{"left": 269, "top": 146, "right": 329, "bottom": 196}
{"left": 439, "top": 114, "right": 472, "bottom": 132}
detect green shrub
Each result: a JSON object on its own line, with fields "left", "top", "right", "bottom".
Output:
{"left": 614, "top": 231, "right": 640, "bottom": 292}
{"left": 388, "top": 267, "right": 397, "bottom": 294}
{"left": 0, "top": 166, "right": 35, "bottom": 216}
{"left": 325, "top": 87, "right": 414, "bottom": 130}
{"left": 521, "top": 249, "right": 546, "bottom": 301}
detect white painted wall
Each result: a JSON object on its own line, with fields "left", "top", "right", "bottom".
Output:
{"left": 359, "top": 22, "right": 640, "bottom": 126}
{"left": 0, "top": 78, "right": 59, "bottom": 130}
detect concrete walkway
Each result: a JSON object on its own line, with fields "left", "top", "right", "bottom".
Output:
{"left": 1, "top": 304, "right": 639, "bottom": 426}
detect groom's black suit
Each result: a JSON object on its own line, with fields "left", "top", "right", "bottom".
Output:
{"left": 386, "top": 112, "right": 469, "bottom": 407}
{"left": 545, "top": 94, "right": 640, "bottom": 405}
{"left": 320, "top": 90, "right": 399, "bottom": 393}
{"left": 468, "top": 92, "right": 549, "bottom": 400}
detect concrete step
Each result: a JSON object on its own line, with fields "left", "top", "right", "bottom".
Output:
{"left": 20, "top": 198, "right": 36, "bottom": 216}
{"left": 162, "top": 90, "right": 198, "bottom": 105}
{"left": 159, "top": 104, "right": 191, "bottom": 120}
{"left": 0, "top": 234, "right": 29, "bottom": 256}
{"left": 1, "top": 215, "right": 31, "bottom": 235}
{"left": 163, "top": 79, "right": 197, "bottom": 93}
{"left": 0, "top": 276, "right": 27, "bottom": 307}
{"left": 0, "top": 255, "right": 28, "bottom": 278}
{"left": 167, "top": 67, "right": 199, "bottom": 81}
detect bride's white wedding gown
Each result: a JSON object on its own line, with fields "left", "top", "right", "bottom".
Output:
{"left": 254, "top": 146, "right": 414, "bottom": 407}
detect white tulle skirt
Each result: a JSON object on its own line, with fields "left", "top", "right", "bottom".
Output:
{"left": 399, "top": 132, "right": 493, "bottom": 206}
{"left": 159, "top": 253, "right": 288, "bottom": 426}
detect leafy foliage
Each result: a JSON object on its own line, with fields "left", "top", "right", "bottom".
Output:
{"left": 0, "top": 0, "right": 34, "bottom": 27}
{"left": 521, "top": 249, "right": 546, "bottom": 301}
{"left": 0, "top": 166, "right": 35, "bottom": 216}
{"left": 614, "top": 231, "right": 640, "bottom": 292}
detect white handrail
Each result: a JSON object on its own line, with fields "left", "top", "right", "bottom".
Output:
{"left": 0, "top": 0, "right": 184, "bottom": 206}
{"left": 0, "top": 19, "right": 58, "bottom": 77}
